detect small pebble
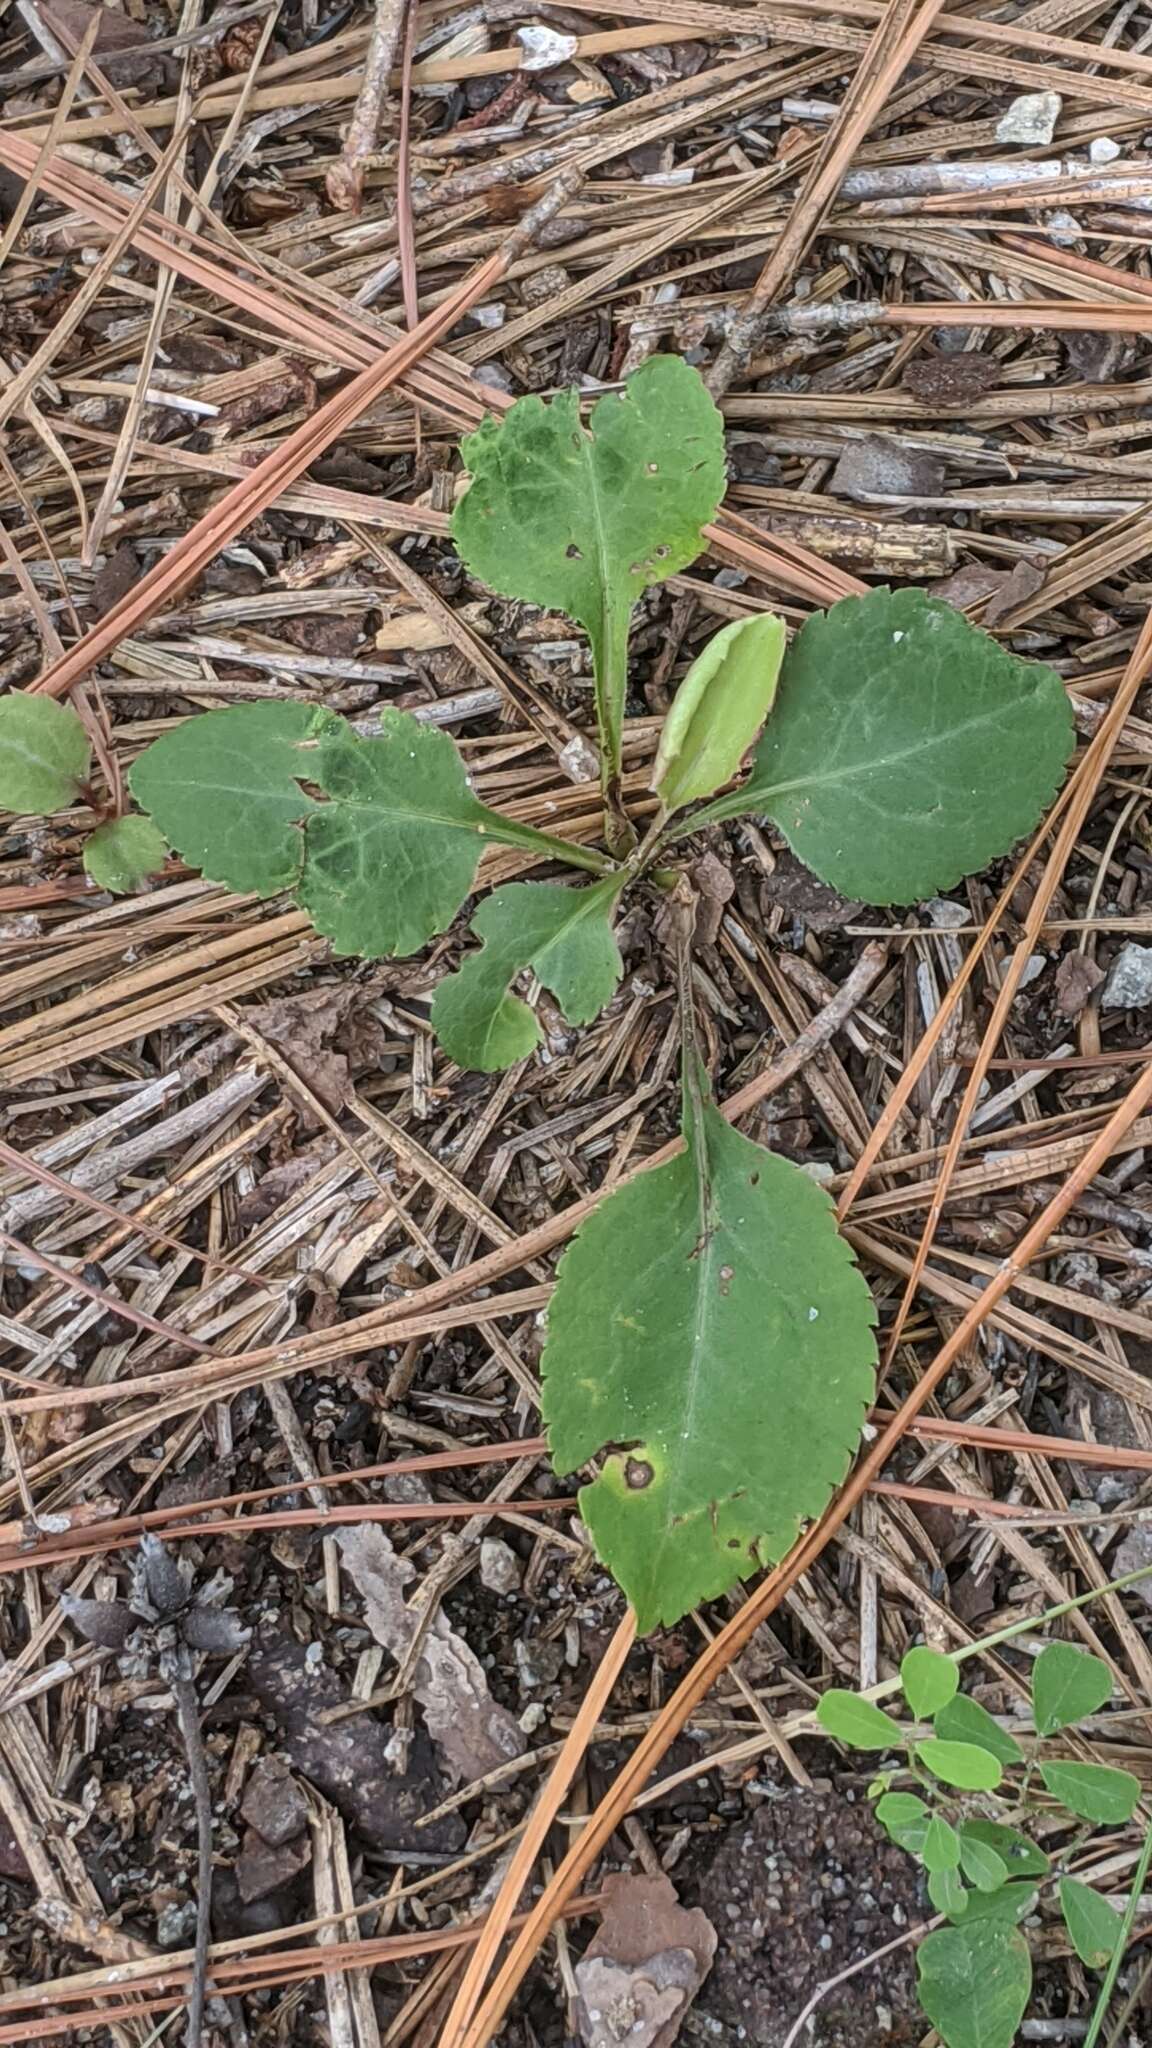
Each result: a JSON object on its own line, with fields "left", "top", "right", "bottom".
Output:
{"left": 996, "top": 91, "right": 1061, "bottom": 145}
{"left": 1102, "top": 942, "right": 1152, "bottom": 1010}
{"left": 479, "top": 1537, "right": 522, "bottom": 1595}
{"left": 1089, "top": 135, "right": 1121, "bottom": 162}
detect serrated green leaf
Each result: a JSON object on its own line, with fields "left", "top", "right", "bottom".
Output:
{"left": 959, "top": 1821, "right": 1048, "bottom": 1881}
{"left": 129, "top": 698, "right": 331, "bottom": 895}
{"left": 902, "top": 1646, "right": 958, "bottom": 1720}
{"left": 1039, "top": 1760, "right": 1140, "bottom": 1824}
{"left": 1031, "top": 1642, "right": 1112, "bottom": 1736}
{"left": 934, "top": 1695, "right": 1024, "bottom": 1767}
{"left": 958, "top": 1836, "right": 1008, "bottom": 1893}
{"left": 929, "top": 1865, "right": 968, "bottom": 1918}
{"left": 542, "top": 1060, "right": 877, "bottom": 1630}
{"left": 431, "top": 878, "right": 623, "bottom": 1070}
{"left": 82, "top": 813, "right": 167, "bottom": 893}
{"left": 1059, "top": 1876, "right": 1123, "bottom": 1968}
{"left": 652, "top": 613, "right": 785, "bottom": 813}
{"left": 816, "top": 1690, "right": 903, "bottom": 1751}
{"left": 0, "top": 692, "right": 89, "bottom": 814}
{"left": 917, "top": 1739, "right": 1003, "bottom": 1791}
{"left": 692, "top": 587, "right": 1073, "bottom": 903}
{"left": 917, "top": 1918, "right": 1032, "bottom": 2048}
{"left": 453, "top": 356, "right": 725, "bottom": 781}
{"left": 876, "top": 1791, "right": 930, "bottom": 1850}
{"left": 924, "top": 1814, "right": 962, "bottom": 1874}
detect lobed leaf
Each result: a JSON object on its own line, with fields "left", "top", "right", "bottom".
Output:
{"left": 934, "top": 1694, "right": 1023, "bottom": 1767}
{"left": 901, "top": 1646, "right": 958, "bottom": 1720}
{"left": 817, "top": 1690, "right": 903, "bottom": 1751}
{"left": 1031, "top": 1642, "right": 1112, "bottom": 1736}
{"left": 916, "top": 1918, "right": 1032, "bottom": 2048}
{"left": 431, "top": 878, "right": 623, "bottom": 1070}
{"left": 0, "top": 692, "right": 90, "bottom": 814}
{"left": 1039, "top": 1760, "right": 1140, "bottom": 1825}
{"left": 652, "top": 612, "right": 785, "bottom": 813}
{"left": 693, "top": 587, "right": 1073, "bottom": 903}
{"left": 83, "top": 813, "right": 167, "bottom": 894}
{"left": 542, "top": 1060, "right": 877, "bottom": 1630}
{"left": 1059, "top": 1876, "right": 1123, "bottom": 1968}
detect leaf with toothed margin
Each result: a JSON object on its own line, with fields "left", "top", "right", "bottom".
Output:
{"left": 541, "top": 1058, "right": 877, "bottom": 1631}
{"left": 431, "top": 878, "right": 624, "bottom": 1070}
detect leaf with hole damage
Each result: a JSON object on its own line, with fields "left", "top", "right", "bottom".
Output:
{"left": 1031, "top": 1642, "right": 1112, "bottom": 1736}
{"left": 694, "top": 587, "right": 1073, "bottom": 902}
{"left": 453, "top": 356, "right": 725, "bottom": 774}
{"left": 83, "top": 813, "right": 167, "bottom": 893}
{"left": 917, "top": 1918, "right": 1032, "bottom": 2048}
{"left": 0, "top": 692, "right": 89, "bottom": 814}
{"left": 652, "top": 612, "right": 786, "bottom": 813}
{"left": 432, "top": 878, "right": 623, "bottom": 1070}
{"left": 541, "top": 1059, "right": 877, "bottom": 1631}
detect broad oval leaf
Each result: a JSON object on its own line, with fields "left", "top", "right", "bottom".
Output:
{"left": 875, "top": 1791, "right": 930, "bottom": 1850}
{"left": 928, "top": 1866, "right": 968, "bottom": 1919}
{"left": 959, "top": 1820, "right": 1048, "bottom": 1881}
{"left": 934, "top": 1694, "right": 1024, "bottom": 1767}
{"left": 83, "top": 813, "right": 167, "bottom": 894}
{"left": 542, "top": 1061, "right": 877, "bottom": 1630}
{"left": 432, "top": 878, "right": 623, "bottom": 1070}
{"left": 923, "top": 1814, "right": 962, "bottom": 1874}
{"left": 901, "top": 1646, "right": 958, "bottom": 1720}
{"left": 956, "top": 1882, "right": 1038, "bottom": 1927}
{"left": 695, "top": 587, "right": 1073, "bottom": 903}
{"left": 453, "top": 356, "right": 725, "bottom": 769}
{"left": 817, "top": 1690, "right": 903, "bottom": 1751}
{"left": 1039, "top": 1760, "right": 1140, "bottom": 1824}
{"left": 917, "top": 1918, "right": 1032, "bottom": 2048}
{"left": 917, "top": 1738, "right": 1003, "bottom": 1791}
{"left": 1060, "top": 1876, "right": 1123, "bottom": 1968}
{"left": 957, "top": 1836, "right": 1008, "bottom": 1894}
{"left": 652, "top": 613, "right": 786, "bottom": 813}
{"left": 0, "top": 692, "right": 89, "bottom": 814}
{"left": 1031, "top": 1642, "right": 1112, "bottom": 1736}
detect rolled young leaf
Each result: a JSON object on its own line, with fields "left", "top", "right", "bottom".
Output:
{"left": 542, "top": 1057, "right": 877, "bottom": 1630}
{"left": 652, "top": 612, "right": 786, "bottom": 813}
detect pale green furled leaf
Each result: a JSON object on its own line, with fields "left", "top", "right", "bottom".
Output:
{"left": 129, "top": 699, "right": 333, "bottom": 896}
{"left": 0, "top": 692, "right": 89, "bottom": 814}
{"left": 693, "top": 587, "right": 1073, "bottom": 903}
{"left": 923, "top": 1815, "right": 962, "bottom": 1874}
{"left": 652, "top": 613, "right": 785, "bottom": 813}
{"left": 816, "top": 1690, "right": 903, "bottom": 1751}
{"left": 875, "top": 1791, "right": 930, "bottom": 1851}
{"left": 901, "top": 1646, "right": 958, "bottom": 1720}
{"left": 1060, "top": 1877, "right": 1123, "bottom": 1968}
{"left": 958, "top": 1836, "right": 1008, "bottom": 1894}
{"left": 917, "top": 1918, "right": 1032, "bottom": 2048}
{"left": 1039, "top": 1760, "right": 1140, "bottom": 1825}
{"left": 959, "top": 1821, "right": 1048, "bottom": 1881}
{"left": 929, "top": 1867, "right": 968, "bottom": 1919}
{"left": 934, "top": 1695, "right": 1024, "bottom": 1767}
{"left": 296, "top": 711, "right": 493, "bottom": 957}
{"left": 542, "top": 1060, "right": 877, "bottom": 1630}
{"left": 83, "top": 814, "right": 167, "bottom": 893}
{"left": 1031, "top": 1642, "right": 1112, "bottom": 1736}
{"left": 917, "top": 1739, "right": 1003, "bottom": 1792}
{"left": 431, "top": 878, "right": 623, "bottom": 1071}
{"left": 453, "top": 356, "right": 725, "bottom": 777}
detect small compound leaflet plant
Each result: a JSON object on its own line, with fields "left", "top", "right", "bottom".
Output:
{"left": 0, "top": 355, "right": 1074, "bottom": 1632}
{"left": 817, "top": 1641, "right": 1145, "bottom": 2048}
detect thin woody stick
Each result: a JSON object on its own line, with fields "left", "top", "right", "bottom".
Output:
{"left": 327, "top": 0, "right": 408, "bottom": 212}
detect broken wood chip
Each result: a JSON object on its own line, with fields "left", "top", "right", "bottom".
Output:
{"left": 575, "top": 1873, "right": 717, "bottom": 2048}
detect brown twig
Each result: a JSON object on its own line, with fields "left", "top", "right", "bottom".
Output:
{"left": 326, "top": 0, "right": 408, "bottom": 213}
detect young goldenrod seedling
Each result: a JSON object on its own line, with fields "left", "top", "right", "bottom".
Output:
{"left": 0, "top": 355, "right": 1074, "bottom": 1632}
{"left": 817, "top": 1642, "right": 1140, "bottom": 2048}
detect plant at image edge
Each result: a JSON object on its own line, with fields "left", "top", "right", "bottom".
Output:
{"left": 818, "top": 1642, "right": 1141, "bottom": 2048}
{"left": 0, "top": 354, "right": 1075, "bottom": 1632}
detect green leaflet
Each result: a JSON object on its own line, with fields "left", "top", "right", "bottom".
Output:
{"left": 934, "top": 1694, "right": 1024, "bottom": 1768}
{"left": 690, "top": 587, "right": 1074, "bottom": 903}
{"left": 916, "top": 1919, "right": 1032, "bottom": 2048}
{"left": 916, "top": 1739, "right": 1003, "bottom": 1791}
{"left": 83, "top": 813, "right": 167, "bottom": 893}
{"left": 1039, "top": 1760, "right": 1140, "bottom": 1824}
{"left": 452, "top": 356, "right": 725, "bottom": 785}
{"left": 958, "top": 1821, "right": 1048, "bottom": 1881}
{"left": 431, "top": 878, "right": 623, "bottom": 1070}
{"left": 901, "top": 1646, "right": 958, "bottom": 1719}
{"left": 541, "top": 1059, "right": 877, "bottom": 1630}
{"left": 0, "top": 692, "right": 90, "bottom": 814}
{"left": 1031, "top": 1642, "right": 1112, "bottom": 1736}
{"left": 1060, "top": 1877, "right": 1122, "bottom": 1968}
{"left": 817, "top": 1690, "right": 902, "bottom": 1750}
{"left": 652, "top": 612, "right": 786, "bottom": 813}
{"left": 130, "top": 701, "right": 589, "bottom": 960}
